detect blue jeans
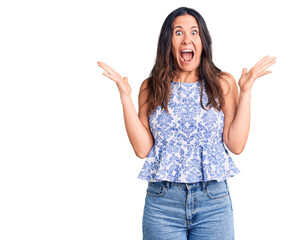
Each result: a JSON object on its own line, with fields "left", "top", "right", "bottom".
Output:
{"left": 142, "top": 179, "right": 235, "bottom": 240}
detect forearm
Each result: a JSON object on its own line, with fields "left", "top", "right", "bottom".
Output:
{"left": 227, "top": 91, "right": 251, "bottom": 154}
{"left": 120, "top": 94, "right": 152, "bottom": 158}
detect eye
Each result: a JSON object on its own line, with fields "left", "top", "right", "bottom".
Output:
{"left": 192, "top": 30, "right": 198, "bottom": 35}
{"left": 175, "top": 30, "right": 182, "bottom": 36}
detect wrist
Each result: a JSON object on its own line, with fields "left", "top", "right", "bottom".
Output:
{"left": 120, "top": 93, "right": 132, "bottom": 103}
{"left": 240, "top": 90, "right": 251, "bottom": 101}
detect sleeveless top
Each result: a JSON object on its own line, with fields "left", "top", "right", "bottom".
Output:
{"left": 137, "top": 78, "right": 240, "bottom": 183}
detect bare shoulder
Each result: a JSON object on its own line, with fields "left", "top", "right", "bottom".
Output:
{"left": 139, "top": 77, "right": 150, "bottom": 93}
{"left": 218, "top": 71, "right": 239, "bottom": 117}
{"left": 138, "top": 78, "right": 154, "bottom": 143}
{"left": 218, "top": 71, "right": 237, "bottom": 96}
{"left": 138, "top": 78, "right": 150, "bottom": 108}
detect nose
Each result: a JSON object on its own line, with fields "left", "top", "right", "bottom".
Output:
{"left": 182, "top": 34, "right": 192, "bottom": 45}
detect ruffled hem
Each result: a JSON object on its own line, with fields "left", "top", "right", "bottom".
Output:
{"left": 138, "top": 172, "right": 239, "bottom": 183}
{"left": 137, "top": 141, "right": 240, "bottom": 183}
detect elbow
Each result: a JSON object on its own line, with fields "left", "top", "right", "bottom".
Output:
{"left": 231, "top": 145, "right": 245, "bottom": 155}
{"left": 224, "top": 139, "right": 244, "bottom": 155}
{"left": 233, "top": 149, "right": 243, "bottom": 155}
{"left": 136, "top": 138, "right": 155, "bottom": 159}
{"left": 135, "top": 146, "right": 152, "bottom": 159}
{"left": 135, "top": 146, "right": 153, "bottom": 159}
{"left": 136, "top": 152, "right": 148, "bottom": 159}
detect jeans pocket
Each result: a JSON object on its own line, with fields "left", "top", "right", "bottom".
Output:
{"left": 146, "top": 182, "right": 167, "bottom": 197}
{"left": 205, "top": 180, "right": 229, "bottom": 199}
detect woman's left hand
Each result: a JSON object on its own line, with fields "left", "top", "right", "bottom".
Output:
{"left": 238, "top": 55, "right": 276, "bottom": 94}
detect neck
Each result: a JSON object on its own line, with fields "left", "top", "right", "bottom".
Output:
{"left": 174, "top": 71, "right": 199, "bottom": 83}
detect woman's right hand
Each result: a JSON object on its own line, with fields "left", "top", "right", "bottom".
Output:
{"left": 97, "top": 61, "right": 132, "bottom": 98}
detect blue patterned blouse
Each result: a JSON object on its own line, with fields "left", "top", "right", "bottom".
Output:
{"left": 137, "top": 79, "right": 240, "bottom": 183}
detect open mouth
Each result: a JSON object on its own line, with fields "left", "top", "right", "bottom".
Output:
{"left": 180, "top": 49, "right": 194, "bottom": 63}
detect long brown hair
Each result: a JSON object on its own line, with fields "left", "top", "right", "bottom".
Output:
{"left": 140, "top": 7, "right": 230, "bottom": 115}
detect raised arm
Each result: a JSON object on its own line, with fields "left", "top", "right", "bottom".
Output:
{"left": 97, "top": 61, "right": 154, "bottom": 158}
{"left": 220, "top": 56, "right": 276, "bottom": 154}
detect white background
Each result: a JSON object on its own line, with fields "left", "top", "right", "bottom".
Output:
{"left": 0, "top": 0, "right": 293, "bottom": 239}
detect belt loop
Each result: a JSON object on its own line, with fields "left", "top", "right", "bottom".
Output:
{"left": 202, "top": 181, "right": 206, "bottom": 191}
{"left": 165, "top": 181, "right": 170, "bottom": 189}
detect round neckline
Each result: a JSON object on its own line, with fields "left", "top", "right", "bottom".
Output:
{"left": 171, "top": 80, "right": 200, "bottom": 84}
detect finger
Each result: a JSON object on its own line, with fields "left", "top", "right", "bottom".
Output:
{"left": 258, "top": 59, "right": 276, "bottom": 72}
{"left": 102, "top": 72, "right": 119, "bottom": 82}
{"left": 256, "top": 56, "right": 276, "bottom": 71}
{"left": 260, "top": 56, "right": 276, "bottom": 66}
{"left": 97, "top": 62, "right": 112, "bottom": 74}
{"left": 98, "top": 62, "right": 114, "bottom": 75}
{"left": 256, "top": 70, "right": 272, "bottom": 78}
{"left": 242, "top": 68, "right": 248, "bottom": 75}
{"left": 98, "top": 62, "right": 118, "bottom": 76}
{"left": 254, "top": 55, "right": 270, "bottom": 69}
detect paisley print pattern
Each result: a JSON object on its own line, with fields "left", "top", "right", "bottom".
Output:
{"left": 138, "top": 79, "right": 240, "bottom": 183}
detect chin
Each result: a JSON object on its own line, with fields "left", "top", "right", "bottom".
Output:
{"left": 179, "top": 63, "right": 198, "bottom": 72}
{"left": 177, "top": 57, "right": 197, "bottom": 68}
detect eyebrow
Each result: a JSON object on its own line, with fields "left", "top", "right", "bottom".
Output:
{"left": 173, "top": 25, "right": 199, "bottom": 29}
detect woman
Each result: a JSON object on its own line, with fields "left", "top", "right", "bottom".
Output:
{"left": 97, "top": 6, "right": 275, "bottom": 240}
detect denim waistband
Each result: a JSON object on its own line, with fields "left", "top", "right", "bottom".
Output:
{"left": 149, "top": 179, "right": 227, "bottom": 191}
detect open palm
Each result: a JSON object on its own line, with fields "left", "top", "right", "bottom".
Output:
{"left": 97, "top": 61, "right": 132, "bottom": 98}
{"left": 238, "top": 56, "right": 276, "bottom": 93}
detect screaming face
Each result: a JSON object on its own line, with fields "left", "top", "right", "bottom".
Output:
{"left": 171, "top": 14, "right": 203, "bottom": 73}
